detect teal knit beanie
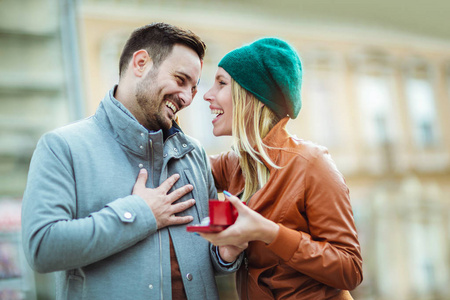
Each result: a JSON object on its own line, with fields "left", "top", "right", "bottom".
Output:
{"left": 218, "top": 37, "right": 302, "bottom": 119}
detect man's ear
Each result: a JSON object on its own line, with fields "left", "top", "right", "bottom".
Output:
{"left": 132, "top": 49, "right": 152, "bottom": 77}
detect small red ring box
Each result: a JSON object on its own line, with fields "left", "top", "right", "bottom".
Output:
{"left": 186, "top": 200, "right": 238, "bottom": 233}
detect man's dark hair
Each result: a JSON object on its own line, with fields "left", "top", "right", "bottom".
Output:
{"left": 118, "top": 22, "right": 206, "bottom": 77}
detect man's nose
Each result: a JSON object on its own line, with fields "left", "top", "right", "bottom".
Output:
{"left": 179, "top": 90, "right": 193, "bottom": 107}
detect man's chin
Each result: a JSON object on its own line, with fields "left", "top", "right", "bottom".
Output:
{"left": 160, "top": 118, "right": 173, "bottom": 131}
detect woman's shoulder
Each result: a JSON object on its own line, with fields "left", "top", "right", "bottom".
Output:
{"left": 278, "top": 135, "right": 330, "bottom": 163}
{"left": 210, "top": 150, "right": 240, "bottom": 166}
{"left": 282, "top": 137, "right": 345, "bottom": 180}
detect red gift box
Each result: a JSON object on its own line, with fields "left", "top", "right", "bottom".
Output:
{"left": 186, "top": 200, "right": 238, "bottom": 233}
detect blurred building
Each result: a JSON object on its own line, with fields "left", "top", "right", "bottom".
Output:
{"left": 1, "top": 0, "right": 449, "bottom": 299}
{"left": 0, "top": 0, "right": 83, "bottom": 298}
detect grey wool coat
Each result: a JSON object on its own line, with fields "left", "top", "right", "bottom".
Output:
{"left": 22, "top": 87, "right": 241, "bottom": 300}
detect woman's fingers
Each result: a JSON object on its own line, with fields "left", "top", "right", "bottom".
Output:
{"left": 223, "top": 190, "right": 247, "bottom": 212}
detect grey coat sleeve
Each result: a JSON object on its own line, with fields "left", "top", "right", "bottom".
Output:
{"left": 199, "top": 146, "right": 243, "bottom": 274}
{"left": 21, "top": 132, "right": 157, "bottom": 273}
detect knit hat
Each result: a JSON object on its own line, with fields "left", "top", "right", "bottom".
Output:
{"left": 218, "top": 37, "right": 302, "bottom": 119}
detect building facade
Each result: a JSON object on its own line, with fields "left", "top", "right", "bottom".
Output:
{"left": 1, "top": 0, "right": 449, "bottom": 299}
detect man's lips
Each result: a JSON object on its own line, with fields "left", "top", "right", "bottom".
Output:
{"left": 165, "top": 100, "right": 178, "bottom": 114}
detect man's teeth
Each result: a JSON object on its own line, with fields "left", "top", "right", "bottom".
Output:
{"left": 165, "top": 101, "right": 177, "bottom": 113}
{"left": 211, "top": 109, "right": 224, "bottom": 116}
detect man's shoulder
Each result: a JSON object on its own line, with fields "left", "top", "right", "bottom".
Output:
{"left": 41, "top": 116, "right": 98, "bottom": 145}
{"left": 168, "top": 128, "right": 201, "bottom": 150}
{"left": 182, "top": 133, "right": 202, "bottom": 149}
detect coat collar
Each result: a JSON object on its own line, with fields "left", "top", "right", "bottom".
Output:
{"left": 94, "top": 86, "right": 193, "bottom": 157}
{"left": 260, "top": 117, "right": 291, "bottom": 169}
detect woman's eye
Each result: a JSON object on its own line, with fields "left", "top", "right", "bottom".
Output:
{"left": 219, "top": 81, "right": 226, "bottom": 85}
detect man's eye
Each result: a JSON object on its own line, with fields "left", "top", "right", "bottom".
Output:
{"left": 177, "top": 76, "right": 185, "bottom": 84}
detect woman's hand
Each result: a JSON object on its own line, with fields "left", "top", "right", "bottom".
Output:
{"left": 200, "top": 191, "right": 279, "bottom": 252}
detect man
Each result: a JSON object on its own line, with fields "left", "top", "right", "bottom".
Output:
{"left": 22, "top": 22, "right": 240, "bottom": 299}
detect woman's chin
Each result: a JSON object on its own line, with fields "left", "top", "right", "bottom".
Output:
{"left": 212, "top": 124, "right": 232, "bottom": 137}
{"left": 212, "top": 128, "right": 224, "bottom": 137}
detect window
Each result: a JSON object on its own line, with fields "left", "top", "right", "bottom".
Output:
{"left": 404, "top": 59, "right": 439, "bottom": 148}
{"left": 303, "top": 49, "right": 343, "bottom": 147}
{"left": 353, "top": 49, "right": 398, "bottom": 149}
{"left": 356, "top": 74, "right": 396, "bottom": 148}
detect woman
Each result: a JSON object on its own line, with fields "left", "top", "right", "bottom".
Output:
{"left": 201, "top": 37, "right": 363, "bottom": 299}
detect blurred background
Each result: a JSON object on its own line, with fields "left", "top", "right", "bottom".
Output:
{"left": 1, "top": 0, "right": 449, "bottom": 299}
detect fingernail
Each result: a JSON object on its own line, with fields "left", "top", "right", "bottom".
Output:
{"left": 223, "top": 190, "right": 231, "bottom": 197}
{"left": 140, "top": 168, "right": 146, "bottom": 173}
{"left": 194, "top": 232, "right": 200, "bottom": 236}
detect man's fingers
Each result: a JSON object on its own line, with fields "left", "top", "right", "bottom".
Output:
{"left": 171, "top": 199, "right": 195, "bottom": 214}
{"left": 167, "top": 215, "right": 194, "bottom": 226}
{"left": 158, "top": 200, "right": 195, "bottom": 228}
{"left": 133, "top": 168, "right": 148, "bottom": 191}
{"left": 158, "top": 174, "right": 181, "bottom": 193}
{"left": 167, "top": 184, "right": 193, "bottom": 203}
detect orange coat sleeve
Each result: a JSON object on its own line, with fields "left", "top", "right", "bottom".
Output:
{"left": 266, "top": 150, "right": 363, "bottom": 290}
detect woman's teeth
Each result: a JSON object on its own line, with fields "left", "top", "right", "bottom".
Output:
{"left": 211, "top": 109, "right": 224, "bottom": 116}
{"left": 165, "top": 101, "right": 177, "bottom": 113}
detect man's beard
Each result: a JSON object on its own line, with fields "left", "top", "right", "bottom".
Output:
{"left": 135, "top": 73, "right": 172, "bottom": 131}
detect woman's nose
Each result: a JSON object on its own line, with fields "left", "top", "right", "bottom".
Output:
{"left": 203, "top": 88, "right": 213, "bottom": 102}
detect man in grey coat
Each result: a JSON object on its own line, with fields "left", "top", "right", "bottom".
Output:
{"left": 22, "top": 22, "right": 240, "bottom": 299}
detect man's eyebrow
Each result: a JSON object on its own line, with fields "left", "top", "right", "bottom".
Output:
{"left": 176, "top": 71, "right": 196, "bottom": 85}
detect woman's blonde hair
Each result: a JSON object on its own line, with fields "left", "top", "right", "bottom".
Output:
{"left": 231, "top": 79, "right": 281, "bottom": 203}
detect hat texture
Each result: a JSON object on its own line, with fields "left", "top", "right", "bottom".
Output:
{"left": 219, "top": 37, "right": 302, "bottom": 118}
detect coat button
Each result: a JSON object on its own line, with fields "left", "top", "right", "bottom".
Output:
{"left": 163, "top": 154, "right": 167, "bottom": 158}
{"left": 138, "top": 163, "right": 143, "bottom": 168}
{"left": 141, "top": 133, "right": 145, "bottom": 137}
{"left": 186, "top": 273, "right": 193, "bottom": 281}
{"left": 140, "top": 145, "right": 144, "bottom": 149}
{"left": 124, "top": 212, "right": 132, "bottom": 219}
{"left": 173, "top": 148, "right": 178, "bottom": 152}
{"left": 148, "top": 284, "right": 153, "bottom": 289}
{"left": 182, "top": 144, "right": 187, "bottom": 148}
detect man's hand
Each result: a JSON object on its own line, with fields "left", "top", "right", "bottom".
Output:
{"left": 218, "top": 244, "right": 248, "bottom": 263}
{"left": 132, "top": 168, "right": 195, "bottom": 229}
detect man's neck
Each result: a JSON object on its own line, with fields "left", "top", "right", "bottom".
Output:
{"left": 114, "top": 83, "right": 145, "bottom": 127}
{"left": 114, "top": 84, "right": 131, "bottom": 107}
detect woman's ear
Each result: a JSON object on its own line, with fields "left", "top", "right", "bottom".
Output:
{"left": 132, "top": 49, "right": 152, "bottom": 77}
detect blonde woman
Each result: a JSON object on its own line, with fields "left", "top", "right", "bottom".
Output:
{"left": 201, "top": 38, "right": 363, "bottom": 299}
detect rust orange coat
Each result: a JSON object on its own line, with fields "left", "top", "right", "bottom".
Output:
{"left": 210, "top": 118, "right": 363, "bottom": 300}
